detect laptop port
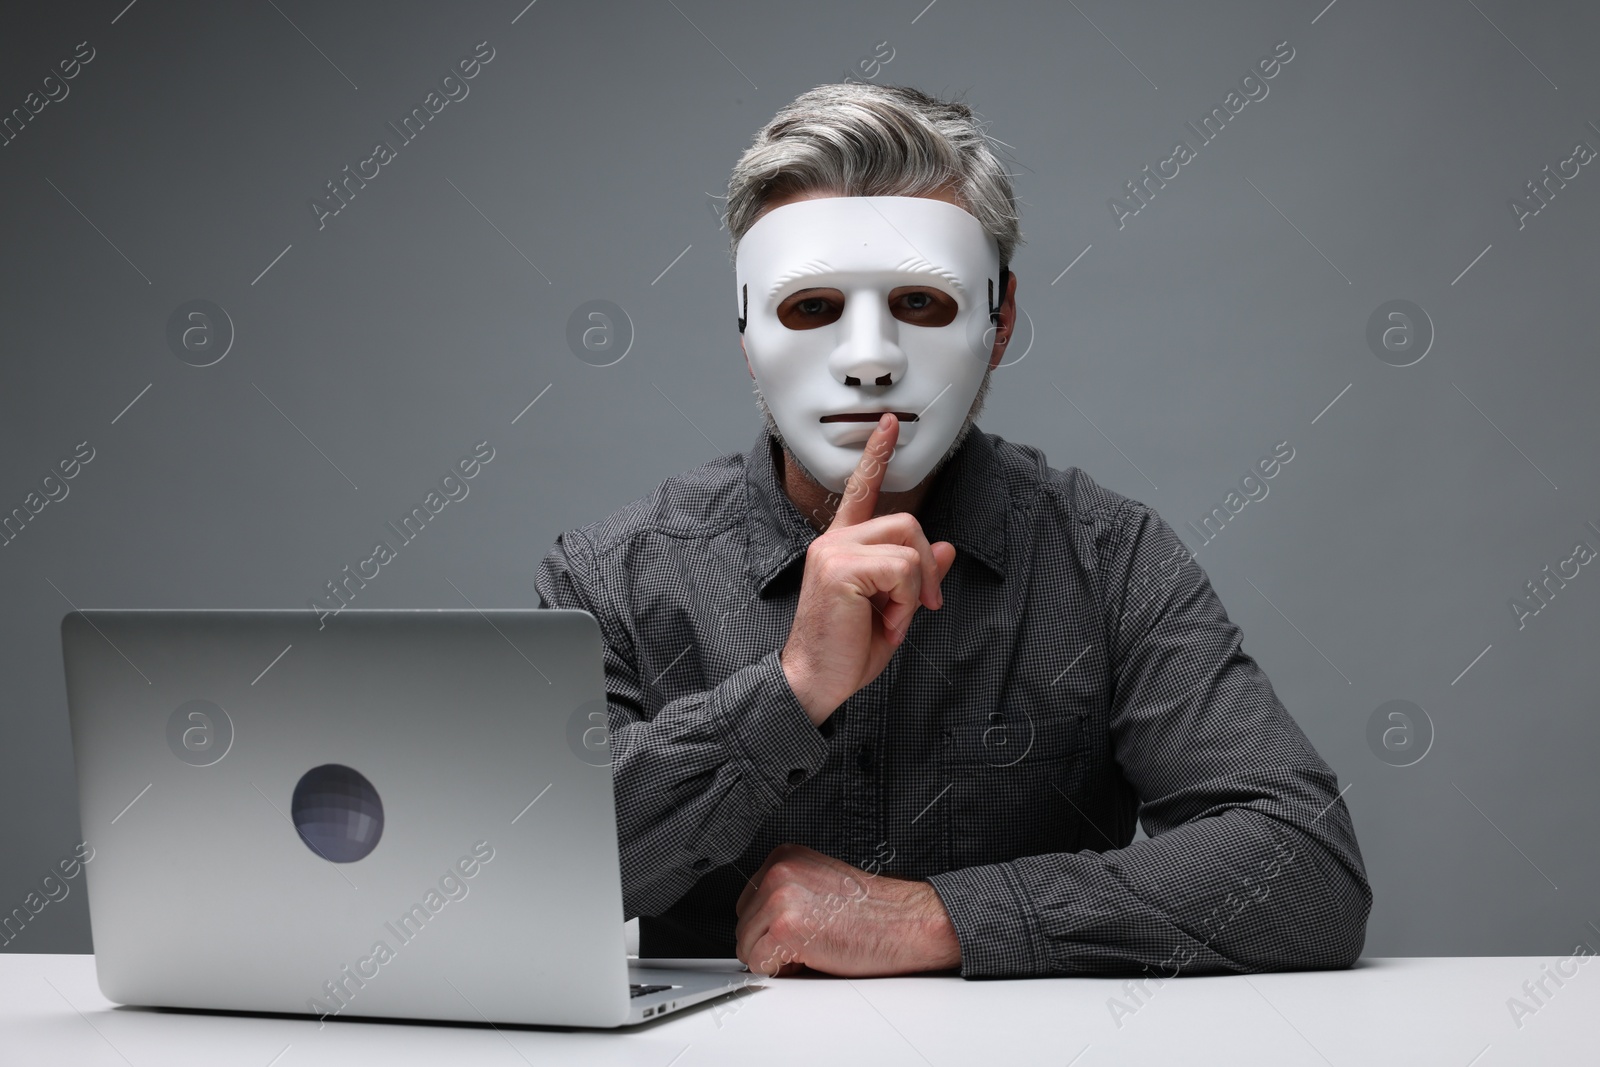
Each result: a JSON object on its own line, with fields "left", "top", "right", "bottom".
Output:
{"left": 644, "top": 1007, "right": 654, "bottom": 1017}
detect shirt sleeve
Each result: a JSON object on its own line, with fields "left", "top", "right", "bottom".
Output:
{"left": 534, "top": 527, "right": 832, "bottom": 919}
{"left": 925, "top": 500, "right": 1373, "bottom": 979}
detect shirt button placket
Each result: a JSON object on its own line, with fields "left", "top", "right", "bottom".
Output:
{"left": 866, "top": 649, "right": 900, "bottom": 864}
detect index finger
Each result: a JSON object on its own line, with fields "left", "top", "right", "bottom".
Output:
{"left": 832, "top": 413, "right": 898, "bottom": 529}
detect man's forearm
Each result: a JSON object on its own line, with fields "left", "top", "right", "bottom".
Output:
{"left": 926, "top": 802, "right": 1371, "bottom": 979}
{"left": 536, "top": 532, "right": 833, "bottom": 919}
{"left": 609, "top": 647, "right": 831, "bottom": 918}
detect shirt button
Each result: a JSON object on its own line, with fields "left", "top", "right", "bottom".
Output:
{"left": 856, "top": 745, "right": 875, "bottom": 772}
{"left": 787, "top": 768, "right": 806, "bottom": 786}
{"left": 692, "top": 857, "right": 711, "bottom": 871}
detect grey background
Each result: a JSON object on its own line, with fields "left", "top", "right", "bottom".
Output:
{"left": 2, "top": 0, "right": 1596, "bottom": 958}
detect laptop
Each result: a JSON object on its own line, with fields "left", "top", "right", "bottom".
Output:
{"left": 59, "top": 608, "right": 761, "bottom": 1027}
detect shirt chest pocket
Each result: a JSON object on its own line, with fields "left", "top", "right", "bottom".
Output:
{"left": 947, "top": 614, "right": 1112, "bottom": 763}
{"left": 944, "top": 692, "right": 1089, "bottom": 866}
{"left": 949, "top": 693, "right": 1083, "bottom": 771}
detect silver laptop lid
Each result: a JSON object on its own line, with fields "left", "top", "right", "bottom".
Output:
{"left": 61, "top": 608, "right": 636, "bottom": 1027}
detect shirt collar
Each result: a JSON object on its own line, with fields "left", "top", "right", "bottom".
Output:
{"left": 743, "top": 423, "right": 1008, "bottom": 594}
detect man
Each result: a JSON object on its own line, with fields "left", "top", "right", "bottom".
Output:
{"left": 535, "top": 83, "right": 1371, "bottom": 979}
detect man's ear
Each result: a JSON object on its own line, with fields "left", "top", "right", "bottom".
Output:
{"left": 989, "top": 269, "right": 1019, "bottom": 370}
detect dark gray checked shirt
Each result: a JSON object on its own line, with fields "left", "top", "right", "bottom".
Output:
{"left": 534, "top": 425, "right": 1371, "bottom": 978}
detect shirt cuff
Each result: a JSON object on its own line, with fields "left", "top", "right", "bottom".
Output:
{"left": 925, "top": 861, "right": 1050, "bottom": 978}
{"left": 711, "top": 647, "right": 831, "bottom": 802}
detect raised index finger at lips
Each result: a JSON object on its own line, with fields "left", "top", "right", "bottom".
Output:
{"left": 831, "top": 413, "right": 896, "bottom": 528}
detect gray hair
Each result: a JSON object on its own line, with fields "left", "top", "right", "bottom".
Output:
{"left": 724, "top": 83, "right": 1023, "bottom": 273}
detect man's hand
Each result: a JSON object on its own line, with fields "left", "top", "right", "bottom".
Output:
{"left": 734, "top": 843, "right": 962, "bottom": 977}
{"left": 780, "top": 413, "right": 958, "bottom": 724}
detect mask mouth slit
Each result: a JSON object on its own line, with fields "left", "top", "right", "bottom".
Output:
{"left": 819, "top": 411, "right": 920, "bottom": 423}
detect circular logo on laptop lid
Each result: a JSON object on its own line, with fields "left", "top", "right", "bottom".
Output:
{"left": 291, "top": 764, "right": 384, "bottom": 862}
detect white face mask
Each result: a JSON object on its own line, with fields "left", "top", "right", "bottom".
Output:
{"left": 735, "top": 195, "right": 1005, "bottom": 494}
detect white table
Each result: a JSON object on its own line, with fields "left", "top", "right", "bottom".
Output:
{"left": 3, "top": 954, "right": 1591, "bottom": 1065}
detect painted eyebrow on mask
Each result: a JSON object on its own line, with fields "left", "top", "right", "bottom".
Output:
{"left": 765, "top": 255, "right": 969, "bottom": 300}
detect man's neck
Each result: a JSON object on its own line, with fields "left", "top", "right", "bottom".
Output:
{"left": 776, "top": 440, "right": 936, "bottom": 533}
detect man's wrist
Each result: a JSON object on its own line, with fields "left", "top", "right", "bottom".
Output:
{"left": 779, "top": 645, "right": 837, "bottom": 726}
{"left": 911, "top": 880, "right": 962, "bottom": 971}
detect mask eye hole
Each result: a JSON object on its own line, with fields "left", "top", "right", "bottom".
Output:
{"left": 774, "top": 285, "right": 960, "bottom": 330}
{"left": 889, "top": 286, "right": 958, "bottom": 327}
{"left": 776, "top": 288, "right": 844, "bottom": 330}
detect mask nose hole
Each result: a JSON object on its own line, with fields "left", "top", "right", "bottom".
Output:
{"left": 844, "top": 373, "right": 895, "bottom": 387}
